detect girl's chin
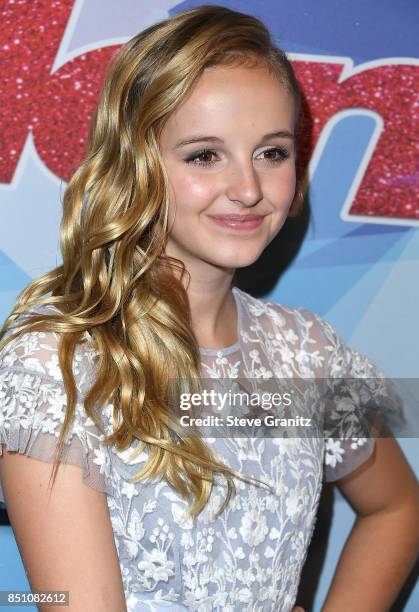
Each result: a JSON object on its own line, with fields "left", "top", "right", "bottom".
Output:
{"left": 208, "top": 252, "right": 263, "bottom": 269}
{"left": 165, "top": 240, "right": 268, "bottom": 269}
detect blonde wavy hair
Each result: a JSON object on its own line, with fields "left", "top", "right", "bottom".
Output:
{"left": 0, "top": 4, "right": 303, "bottom": 520}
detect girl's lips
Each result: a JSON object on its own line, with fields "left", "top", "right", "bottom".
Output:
{"left": 207, "top": 214, "right": 265, "bottom": 230}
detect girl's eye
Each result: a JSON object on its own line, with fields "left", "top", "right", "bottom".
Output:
{"left": 184, "top": 149, "right": 217, "bottom": 166}
{"left": 184, "top": 147, "right": 290, "bottom": 167}
{"left": 262, "top": 146, "right": 290, "bottom": 164}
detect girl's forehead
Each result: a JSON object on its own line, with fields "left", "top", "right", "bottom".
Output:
{"left": 161, "top": 67, "right": 295, "bottom": 142}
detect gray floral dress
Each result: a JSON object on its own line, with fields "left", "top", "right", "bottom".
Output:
{"left": 0, "top": 286, "right": 401, "bottom": 611}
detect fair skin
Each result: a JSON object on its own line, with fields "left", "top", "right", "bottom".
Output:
{"left": 0, "top": 456, "right": 127, "bottom": 611}
{"left": 159, "top": 60, "right": 297, "bottom": 350}
{"left": 159, "top": 60, "right": 419, "bottom": 610}
{"left": 0, "top": 61, "right": 417, "bottom": 612}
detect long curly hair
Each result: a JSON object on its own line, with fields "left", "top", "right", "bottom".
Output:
{"left": 0, "top": 4, "right": 303, "bottom": 520}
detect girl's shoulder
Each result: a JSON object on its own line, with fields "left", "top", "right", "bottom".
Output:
{"left": 233, "top": 285, "right": 332, "bottom": 349}
{"left": 233, "top": 285, "right": 399, "bottom": 380}
{"left": 0, "top": 302, "right": 97, "bottom": 393}
{"left": 0, "top": 303, "right": 111, "bottom": 500}
{"left": 233, "top": 287, "right": 404, "bottom": 481}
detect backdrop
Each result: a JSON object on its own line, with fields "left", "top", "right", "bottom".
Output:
{"left": 0, "top": 1, "right": 418, "bottom": 610}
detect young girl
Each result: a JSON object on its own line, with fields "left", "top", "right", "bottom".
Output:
{"left": 0, "top": 5, "right": 418, "bottom": 612}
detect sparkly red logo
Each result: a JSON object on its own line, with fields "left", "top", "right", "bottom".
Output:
{"left": 1, "top": 0, "right": 417, "bottom": 220}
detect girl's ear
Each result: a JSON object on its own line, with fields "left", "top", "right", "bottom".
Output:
{"left": 287, "top": 177, "right": 307, "bottom": 218}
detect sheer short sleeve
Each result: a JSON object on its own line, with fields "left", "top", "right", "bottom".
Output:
{"left": 0, "top": 310, "right": 112, "bottom": 502}
{"left": 296, "top": 308, "right": 405, "bottom": 483}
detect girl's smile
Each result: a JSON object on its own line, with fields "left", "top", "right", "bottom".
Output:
{"left": 159, "top": 61, "right": 297, "bottom": 273}
{"left": 206, "top": 212, "right": 266, "bottom": 231}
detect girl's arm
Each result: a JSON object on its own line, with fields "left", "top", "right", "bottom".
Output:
{"left": 0, "top": 450, "right": 127, "bottom": 612}
{"left": 321, "top": 436, "right": 419, "bottom": 611}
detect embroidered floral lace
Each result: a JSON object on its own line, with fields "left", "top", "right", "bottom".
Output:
{"left": 0, "top": 287, "right": 402, "bottom": 611}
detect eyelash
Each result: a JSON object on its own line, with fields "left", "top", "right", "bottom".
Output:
{"left": 184, "top": 147, "right": 290, "bottom": 167}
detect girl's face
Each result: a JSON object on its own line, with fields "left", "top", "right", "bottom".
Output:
{"left": 159, "top": 61, "right": 297, "bottom": 273}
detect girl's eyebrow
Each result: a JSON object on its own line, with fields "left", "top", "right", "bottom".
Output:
{"left": 174, "top": 130, "right": 295, "bottom": 149}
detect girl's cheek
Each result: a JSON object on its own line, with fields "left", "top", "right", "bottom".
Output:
{"left": 182, "top": 176, "right": 219, "bottom": 203}
{"left": 273, "top": 168, "right": 297, "bottom": 201}
{"left": 172, "top": 172, "right": 202, "bottom": 195}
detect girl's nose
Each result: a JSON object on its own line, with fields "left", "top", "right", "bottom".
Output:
{"left": 225, "top": 162, "right": 263, "bottom": 208}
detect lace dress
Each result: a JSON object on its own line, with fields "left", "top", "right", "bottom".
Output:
{"left": 0, "top": 286, "right": 402, "bottom": 612}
